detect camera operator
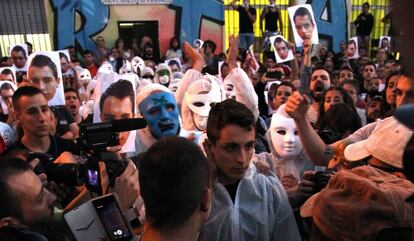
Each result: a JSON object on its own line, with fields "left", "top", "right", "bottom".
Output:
{"left": 0, "top": 157, "right": 57, "bottom": 240}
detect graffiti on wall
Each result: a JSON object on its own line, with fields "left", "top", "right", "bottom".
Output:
{"left": 49, "top": 0, "right": 224, "bottom": 54}
{"left": 307, "top": 0, "right": 348, "bottom": 52}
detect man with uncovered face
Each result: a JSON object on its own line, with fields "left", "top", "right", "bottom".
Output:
{"left": 135, "top": 83, "right": 180, "bottom": 153}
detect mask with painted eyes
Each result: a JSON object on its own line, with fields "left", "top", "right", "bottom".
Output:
{"left": 184, "top": 77, "right": 222, "bottom": 131}
{"left": 155, "top": 64, "right": 172, "bottom": 86}
{"left": 77, "top": 68, "right": 91, "bottom": 85}
{"left": 139, "top": 91, "right": 180, "bottom": 139}
{"left": 270, "top": 112, "right": 303, "bottom": 159}
{"left": 131, "top": 56, "right": 145, "bottom": 74}
{"left": 119, "top": 61, "right": 134, "bottom": 75}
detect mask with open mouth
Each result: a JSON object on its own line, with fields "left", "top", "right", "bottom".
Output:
{"left": 139, "top": 91, "right": 180, "bottom": 139}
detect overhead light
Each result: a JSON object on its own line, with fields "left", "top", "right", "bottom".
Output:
{"left": 119, "top": 23, "right": 134, "bottom": 27}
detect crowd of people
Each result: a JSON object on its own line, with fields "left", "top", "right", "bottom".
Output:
{"left": 0, "top": 0, "right": 413, "bottom": 241}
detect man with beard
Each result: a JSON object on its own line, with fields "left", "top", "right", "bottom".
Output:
{"left": 366, "top": 95, "right": 383, "bottom": 123}
{"left": 135, "top": 83, "right": 181, "bottom": 154}
{"left": 361, "top": 62, "right": 377, "bottom": 95}
{"left": 286, "top": 74, "right": 414, "bottom": 167}
{"left": 296, "top": 38, "right": 331, "bottom": 124}
{"left": 0, "top": 158, "right": 56, "bottom": 240}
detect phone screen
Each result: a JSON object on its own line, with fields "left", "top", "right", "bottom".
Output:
{"left": 93, "top": 195, "right": 132, "bottom": 241}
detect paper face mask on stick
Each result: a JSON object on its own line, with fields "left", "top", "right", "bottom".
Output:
{"left": 288, "top": 4, "right": 319, "bottom": 47}
{"left": 270, "top": 35, "right": 294, "bottom": 63}
{"left": 270, "top": 112, "right": 303, "bottom": 160}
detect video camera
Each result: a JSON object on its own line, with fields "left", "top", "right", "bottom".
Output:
{"left": 31, "top": 118, "right": 147, "bottom": 194}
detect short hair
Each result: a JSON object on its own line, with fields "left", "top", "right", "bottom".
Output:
{"left": 0, "top": 83, "right": 13, "bottom": 92}
{"left": 311, "top": 66, "right": 332, "bottom": 79}
{"left": 139, "top": 136, "right": 210, "bottom": 230}
{"left": 0, "top": 157, "right": 32, "bottom": 220}
{"left": 1, "top": 68, "right": 13, "bottom": 76}
{"left": 340, "top": 79, "right": 360, "bottom": 95}
{"left": 83, "top": 50, "right": 93, "bottom": 56}
{"left": 29, "top": 54, "right": 58, "bottom": 79}
{"left": 274, "top": 36, "right": 285, "bottom": 45}
{"left": 167, "top": 59, "right": 180, "bottom": 67}
{"left": 11, "top": 46, "right": 27, "bottom": 58}
{"left": 207, "top": 99, "right": 256, "bottom": 144}
{"left": 293, "top": 7, "right": 314, "bottom": 25}
{"left": 348, "top": 39, "right": 356, "bottom": 47}
{"left": 12, "top": 86, "right": 44, "bottom": 111}
{"left": 268, "top": 81, "right": 296, "bottom": 103}
{"left": 64, "top": 87, "right": 80, "bottom": 100}
{"left": 362, "top": 2, "right": 370, "bottom": 8}
{"left": 59, "top": 52, "right": 69, "bottom": 62}
{"left": 99, "top": 80, "right": 135, "bottom": 113}
{"left": 363, "top": 62, "right": 376, "bottom": 71}
{"left": 204, "top": 40, "right": 217, "bottom": 53}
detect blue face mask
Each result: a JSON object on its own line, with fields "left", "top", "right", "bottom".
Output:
{"left": 139, "top": 92, "right": 180, "bottom": 139}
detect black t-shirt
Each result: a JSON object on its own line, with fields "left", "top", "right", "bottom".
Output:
{"left": 264, "top": 7, "right": 280, "bottom": 32}
{"left": 50, "top": 105, "right": 75, "bottom": 137}
{"left": 355, "top": 13, "right": 374, "bottom": 36}
{"left": 225, "top": 180, "right": 240, "bottom": 204}
{"left": 237, "top": 5, "right": 256, "bottom": 33}
{"left": 4, "top": 135, "right": 80, "bottom": 160}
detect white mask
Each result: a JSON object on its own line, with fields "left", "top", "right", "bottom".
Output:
{"left": 159, "top": 75, "right": 170, "bottom": 85}
{"left": 270, "top": 113, "right": 302, "bottom": 160}
{"left": 120, "top": 61, "right": 133, "bottom": 74}
{"left": 193, "top": 113, "right": 208, "bottom": 130}
{"left": 184, "top": 78, "right": 222, "bottom": 130}
{"left": 169, "top": 78, "right": 180, "bottom": 92}
{"left": 131, "top": 56, "right": 145, "bottom": 74}
{"left": 77, "top": 68, "right": 91, "bottom": 85}
{"left": 223, "top": 79, "right": 236, "bottom": 99}
{"left": 98, "top": 61, "right": 113, "bottom": 74}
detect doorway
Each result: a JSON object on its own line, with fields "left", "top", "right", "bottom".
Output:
{"left": 118, "top": 21, "right": 160, "bottom": 60}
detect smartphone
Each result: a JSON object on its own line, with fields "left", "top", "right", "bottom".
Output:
{"left": 84, "top": 158, "right": 102, "bottom": 194}
{"left": 92, "top": 194, "right": 133, "bottom": 241}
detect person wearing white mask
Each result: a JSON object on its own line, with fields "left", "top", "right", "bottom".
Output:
{"left": 169, "top": 72, "right": 183, "bottom": 92}
{"left": 175, "top": 36, "right": 259, "bottom": 133}
{"left": 253, "top": 105, "right": 313, "bottom": 193}
{"left": 154, "top": 63, "right": 173, "bottom": 88}
{"left": 130, "top": 56, "right": 145, "bottom": 76}
{"left": 76, "top": 67, "right": 96, "bottom": 102}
